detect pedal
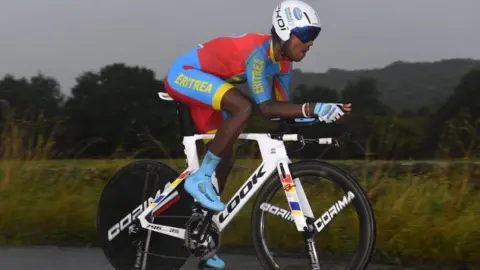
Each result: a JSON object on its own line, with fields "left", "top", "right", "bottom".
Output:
{"left": 191, "top": 202, "right": 215, "bottom": 214}
{"left": 192, "top": 201, "right": 202, "bottom": 209}
{"left": 191, "top": 202, "right": 206, "bottom": 213}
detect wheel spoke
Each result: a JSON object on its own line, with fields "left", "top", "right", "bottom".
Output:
{"left": 251, "top": 161, "right": 376, "bottom": 270}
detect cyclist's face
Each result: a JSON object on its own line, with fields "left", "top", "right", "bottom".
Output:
{"left": 285, "top": 35, "right": 313, "bottom": 62}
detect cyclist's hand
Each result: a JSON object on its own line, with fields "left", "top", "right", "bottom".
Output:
{"left": 342, "top": 103, "right": 352, "bottom": 113}
{"left": 313, "top": 103, "right": 346, "bottom": 123}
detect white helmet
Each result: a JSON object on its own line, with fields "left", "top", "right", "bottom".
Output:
{"left": 272, "top": 0, "right": 322, "bottom": 42}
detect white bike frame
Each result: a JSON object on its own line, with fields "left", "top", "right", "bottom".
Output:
{"left": 132, "top": 92, "right": 334, "bottom": 242}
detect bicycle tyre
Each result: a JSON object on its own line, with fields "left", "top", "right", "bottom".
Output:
{"left": 251, "top": 160, "right": 376, "bottom": 270}
{"left": 97, "top": 160, "right": 193, "bottom": 270}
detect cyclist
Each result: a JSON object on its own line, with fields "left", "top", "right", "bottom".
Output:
{"left": 164, "top": 0, "right": 351, "bottom": 268}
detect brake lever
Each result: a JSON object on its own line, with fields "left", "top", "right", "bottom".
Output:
{"left": 332, "top": 132, "right": 351, "bottom": 147}
{"left": 316, "top": 132, "right": 348, "bottom": 159}
{"left": 292, "top": 134, "right": 306, "bottom": 152}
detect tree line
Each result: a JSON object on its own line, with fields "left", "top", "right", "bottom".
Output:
{"left": 290, "top": 58, "right": 480, "bottom": 111}
{"left": 0, "top": 63, "right": 478, "bottom": 160}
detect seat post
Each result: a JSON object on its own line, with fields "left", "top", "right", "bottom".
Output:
{"left": 175, "top": 102, "right": 195, "bottom": 137}
{"left": 158, "top": 91, "right": 195, "bottom": 137}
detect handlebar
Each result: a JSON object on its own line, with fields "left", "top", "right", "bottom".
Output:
{"left": 280, "top": 134, "right": 333, "bottom": 145}
{"left": 273, "top": 132, "right": 351, "bottom": 153}
{"left": 268, "top": 117, "right": 351, "bottom": 152}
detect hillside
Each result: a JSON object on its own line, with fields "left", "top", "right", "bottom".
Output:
{"left": 289, "top": 58, "right": 480, "bottom": 110}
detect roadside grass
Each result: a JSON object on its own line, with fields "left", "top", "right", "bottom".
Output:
{"left": 1, "top": 113, "right": 479, "bottom": 268}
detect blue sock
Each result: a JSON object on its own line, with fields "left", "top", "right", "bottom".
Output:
{"left": 198, "top": 150, "right": 221, "bottom": 177}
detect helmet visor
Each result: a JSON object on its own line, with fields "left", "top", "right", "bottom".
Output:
{"left": 291, "top": 26, "right": 321, "bottom": 43}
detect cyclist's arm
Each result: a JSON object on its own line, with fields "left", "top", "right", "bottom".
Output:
{"left": 246, "top": 59, "right": 313, "bottom": 118}
{"left": 245, "top": 49, "right": 273, "bottom": 104}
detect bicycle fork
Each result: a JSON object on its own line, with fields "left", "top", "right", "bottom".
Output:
{"left": 277, "top": 159, "right": 321, "bottom": 269}
{"left": 304, "top": 233, "right": 321, "bottom": 270}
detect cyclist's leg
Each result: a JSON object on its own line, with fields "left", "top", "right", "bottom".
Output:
{"left": 165, "top": 57, "right": 251, "bottom": 270}
{"left": 165, "top": 53, "right": 252, "bottom": 213}
{"left": 186, "top": 108, "right": 235, "bottom": 194}
{"left": 198, "top": 137, "right": 234, "bottom": 195}
{"left": 202, "top": 117, "right": 235, "bottom": 195}
{"left": 197, "top": 91, "right": 251, "bottom": 270}
{"left": 212, "top": 144, "right": 234, "bottom": 194}
{"left": 187, "top": 89, "right": 252, "bottom": 197}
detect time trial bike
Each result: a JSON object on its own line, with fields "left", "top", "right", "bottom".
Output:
{"left": 96, "top": 91, "right": 376, "bottom": 270}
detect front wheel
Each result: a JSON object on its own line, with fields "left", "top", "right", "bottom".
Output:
{"left": 251, "top": 160, "right": 376, "bottom": 270}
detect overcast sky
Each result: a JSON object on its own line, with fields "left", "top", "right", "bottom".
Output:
{"left": 1, "top": 0, "right": 479, "bottom": 94}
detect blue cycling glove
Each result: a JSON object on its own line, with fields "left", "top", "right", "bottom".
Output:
{"left": 313, "top": 103, "right": 345, "bottom": 123}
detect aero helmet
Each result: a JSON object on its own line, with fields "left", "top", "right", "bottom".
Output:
{"left": 272, "top": 0, "right": 322, "bottom": 43}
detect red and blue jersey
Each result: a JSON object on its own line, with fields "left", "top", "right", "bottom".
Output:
{"left": 164, "top": 32, "right": 293, "bottom": 134}
{"left": 197, "top": 33, "right": 292, "bottom": 103}
{"left": 179, "top": 33, "right": 293, "bottom": 103}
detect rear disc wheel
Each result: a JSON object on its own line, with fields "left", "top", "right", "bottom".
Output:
{"left": 97, "top": 160, "right": 193, "bottom": 270}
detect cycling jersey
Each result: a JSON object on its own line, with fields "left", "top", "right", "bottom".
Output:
{"left": 165, "top": 33, "right": 293, "bottom": 134}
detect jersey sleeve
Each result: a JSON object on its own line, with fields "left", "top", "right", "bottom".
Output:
{"left": 272, "top": 62, "right": 293, "bottom": 102}
{"left": 246, "top": 48, "right": 272, "bottom": 104}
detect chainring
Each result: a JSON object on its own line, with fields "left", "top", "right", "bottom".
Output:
{"left": 184, "top": 213, "right": 221, "bottom": 261}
